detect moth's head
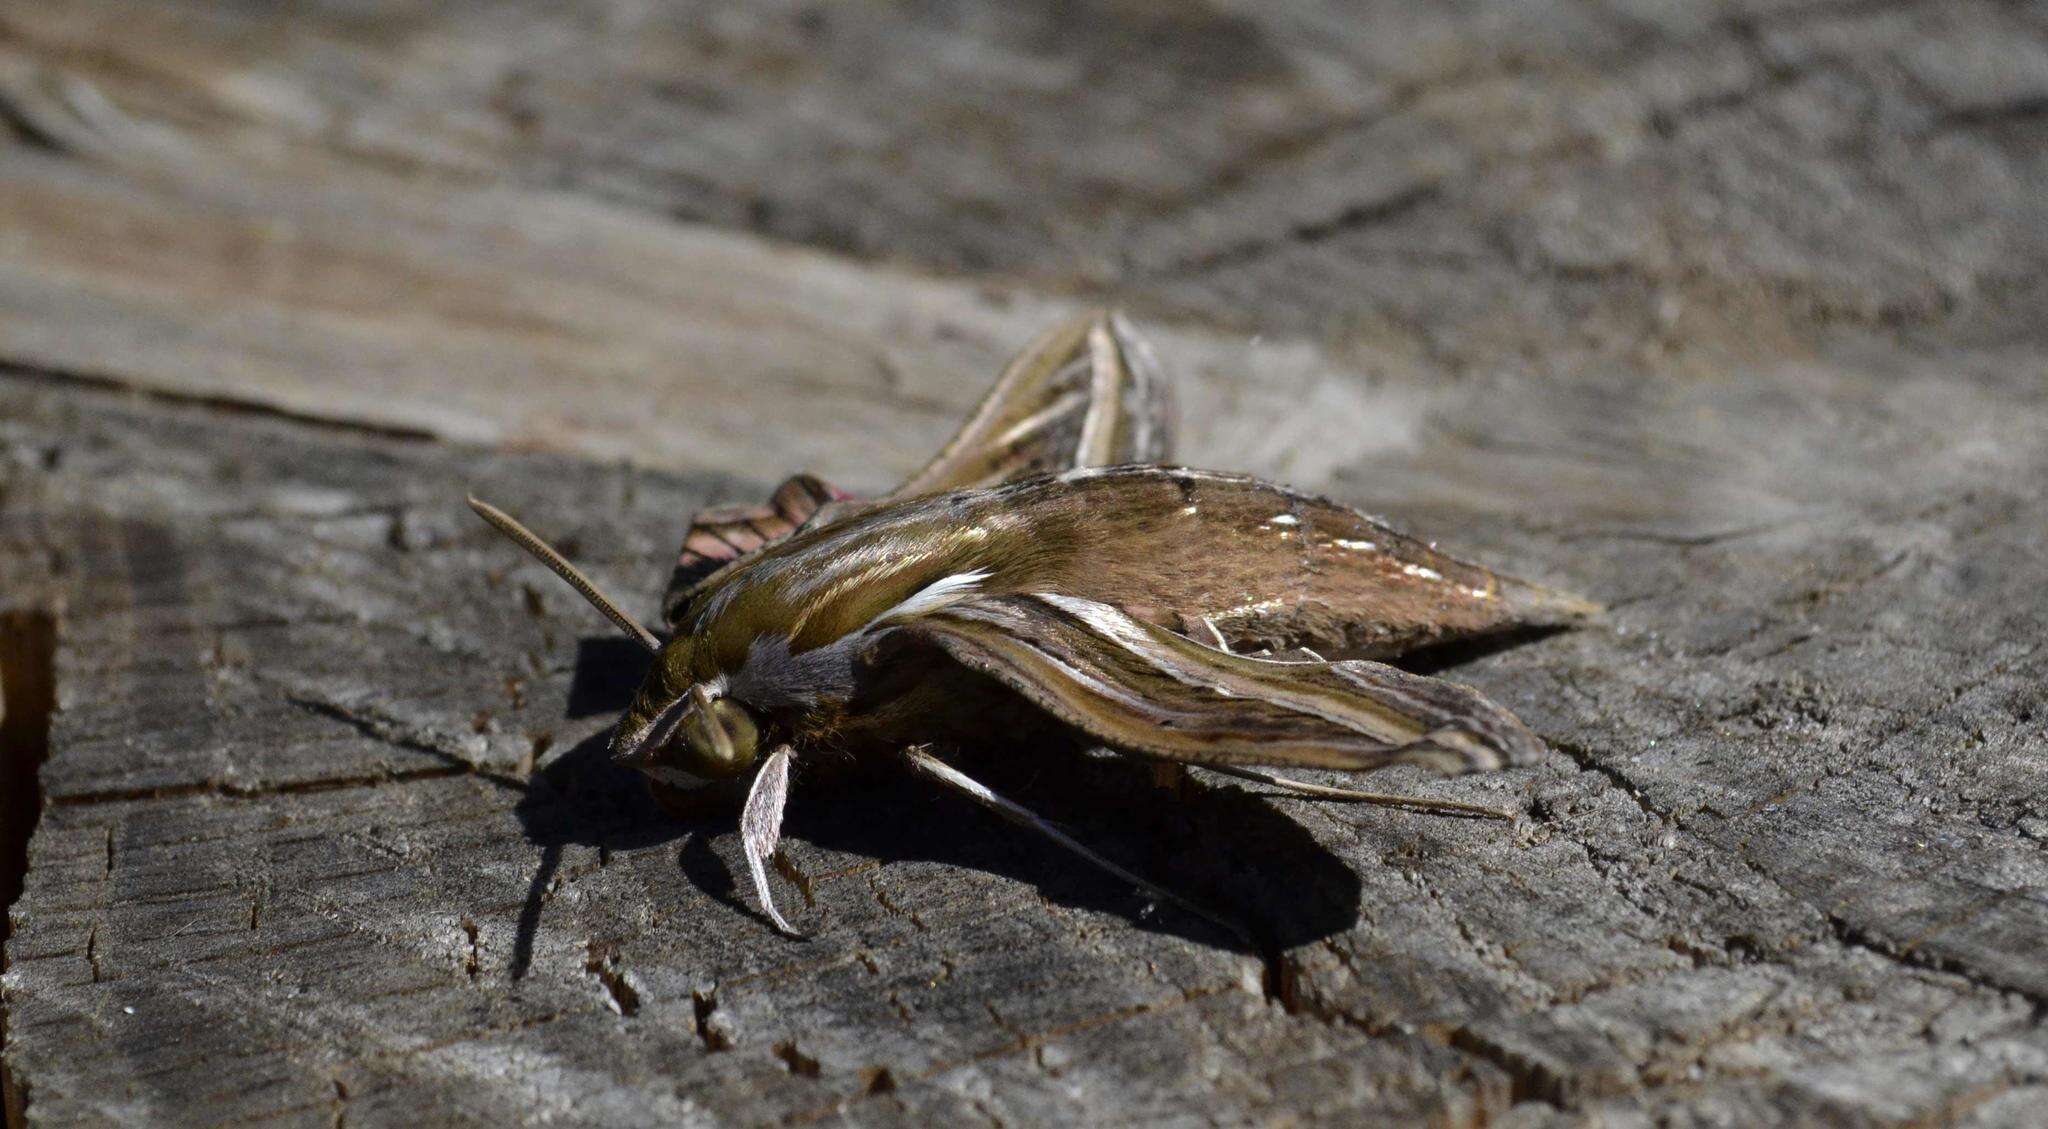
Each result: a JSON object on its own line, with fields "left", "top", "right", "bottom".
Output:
{"left": 611, "top": 642, "right": 761, "bottom": 788}
{"left": 460, "top": 495, "right": 765, "bottom": 789}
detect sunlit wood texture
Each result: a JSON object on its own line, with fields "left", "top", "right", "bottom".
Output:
{"left": 3, "top": 1, "right": 2046, "bottom": 1124}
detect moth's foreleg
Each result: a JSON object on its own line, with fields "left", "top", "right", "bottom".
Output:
{"left": 897, "top": 746, "right": 1249, "bottom": 946}
{"left": 1200, "top": 764, "right": 1514, "bottom": 821}
{"left": 741, "top": 745, "right": 802, "bottom": 936}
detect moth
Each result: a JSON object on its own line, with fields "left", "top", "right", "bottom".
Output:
{"left": 471, "top": 311, "right": 1596, "bottom": 936}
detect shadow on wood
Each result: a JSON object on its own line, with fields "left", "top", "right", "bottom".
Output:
{"left": 511, "top": 639, "right": 1366, "bottom": 975}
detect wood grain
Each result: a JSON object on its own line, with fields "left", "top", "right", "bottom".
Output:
{"left": 4, "top": 1, "right": 2047, "bottom": 1125}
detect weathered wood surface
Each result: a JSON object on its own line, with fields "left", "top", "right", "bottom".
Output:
{"left": 3, "top": 1, "right": 2047, "bottom": 1125}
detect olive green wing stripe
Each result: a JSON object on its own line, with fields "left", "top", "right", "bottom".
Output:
{"left": 904, "top": 593, "right": 1544, "bottom": 774}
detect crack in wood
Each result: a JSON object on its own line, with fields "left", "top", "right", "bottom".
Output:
{"left": 865, "top": 874, "right": 928, "bottom": 933}
{"left": 773, "top": 1039, "right": 822, "bottom": 1079}
{"left": 1826, "top": 912, "right": 2048, "bottom": 1011}
{"left": 0, "top": 87, "right": 70, "bottom": 155}
{"left": 784, "top": 985, "right": 1232, "bottom": 1125}
{"left": 0, "top": 607, "right": 56, "bottom": 1129}
{"left": 1545, "top": 738, "right": 1672, "bottom": 827}
{"left": 583, "top": 941, "right": 642, "bottom": 1017}
{"left": 0, "top": 361, "right": 438, "bottom": 444}
{"left": 1161, "top": 184, "right": 1444, "bottom": 278}
{"left": 692, "top": 988, "right": 732, "bottom": 1053}
{"left": 83, "top": 924, "right": 102, "bottom": 985}
{"left": 0, "top": 609, "right": 56, "bottom": 918}
{"left": 280, "top": 694, "right": 528, "bottom": 793}
{"left": 46, "top": 764, "right": 485, "bottom": 807}
{"left": 1445, "top": 1025, "right": 1572, "bottom": 1110}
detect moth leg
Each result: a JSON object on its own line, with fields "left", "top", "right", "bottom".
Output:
{"left": 898, "top": 747, "right": 1250, "bottom": 946}
{"left": 1201, "top": 764, "right": 1513, "bottom": 821}
{"left": 740, "top": 745, "right": 802, "bottom": 937}
{"left": 1198, "top": 616, "right": 1233, "bottom": 654}
{"left": 1146, "top": 760, "right": 1191, "bottom": 796}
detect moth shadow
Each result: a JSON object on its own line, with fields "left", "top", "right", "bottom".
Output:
{"left": 511, "top": 732, "right": 1366, "bottom": 964}
{"left": 780, "top": 748, "right": 1365, "bottom": 954}
{"left": 564, "top": 635, "right": 653, "bottom": 718}
{"left": 506, "top": 728, "right": 678, "bottom": 977}
{"left": 1395, "top": 625, "right": 1573, "bottom": 676}
{"left": 517, "top": 634, "right": 1363, "bottom": 963}
{"left": 518, "top": 635, "right": 828, "bottom": 970}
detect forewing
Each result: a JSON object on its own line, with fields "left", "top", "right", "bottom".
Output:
{"left": 662, "top": 312, "right": 1173, "bottom": 627}
{"left": 964, "top": 467, "right": 1601, "bottom": 660}
{"left": 888, "top": 309, "right": 1174, "bottom": 500}
{"left": 893, "top": 591, "right": 1545, "bottom": 774}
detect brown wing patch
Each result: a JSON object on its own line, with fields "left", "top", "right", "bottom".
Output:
{"left": 976, "top": 467, "right": 1600, "bottom": 661}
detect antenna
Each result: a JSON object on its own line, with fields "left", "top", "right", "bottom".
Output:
{"left": 466, "top": 495, "right": 661, "bottom": 653}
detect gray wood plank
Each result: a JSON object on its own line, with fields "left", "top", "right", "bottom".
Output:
{"left": 5, "top": 344, "right": 2045, "bottom": 1124}
{"left": 4, "top": 0, "right": 2047, "bottom": 1124}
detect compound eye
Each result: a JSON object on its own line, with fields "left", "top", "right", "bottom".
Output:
{"left": 680, "top": 692, "right": 760, "bottom": 779}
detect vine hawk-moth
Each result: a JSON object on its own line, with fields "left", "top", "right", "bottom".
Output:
{"left": 471, "top": 311, "right": 1596, "bottom": 935}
